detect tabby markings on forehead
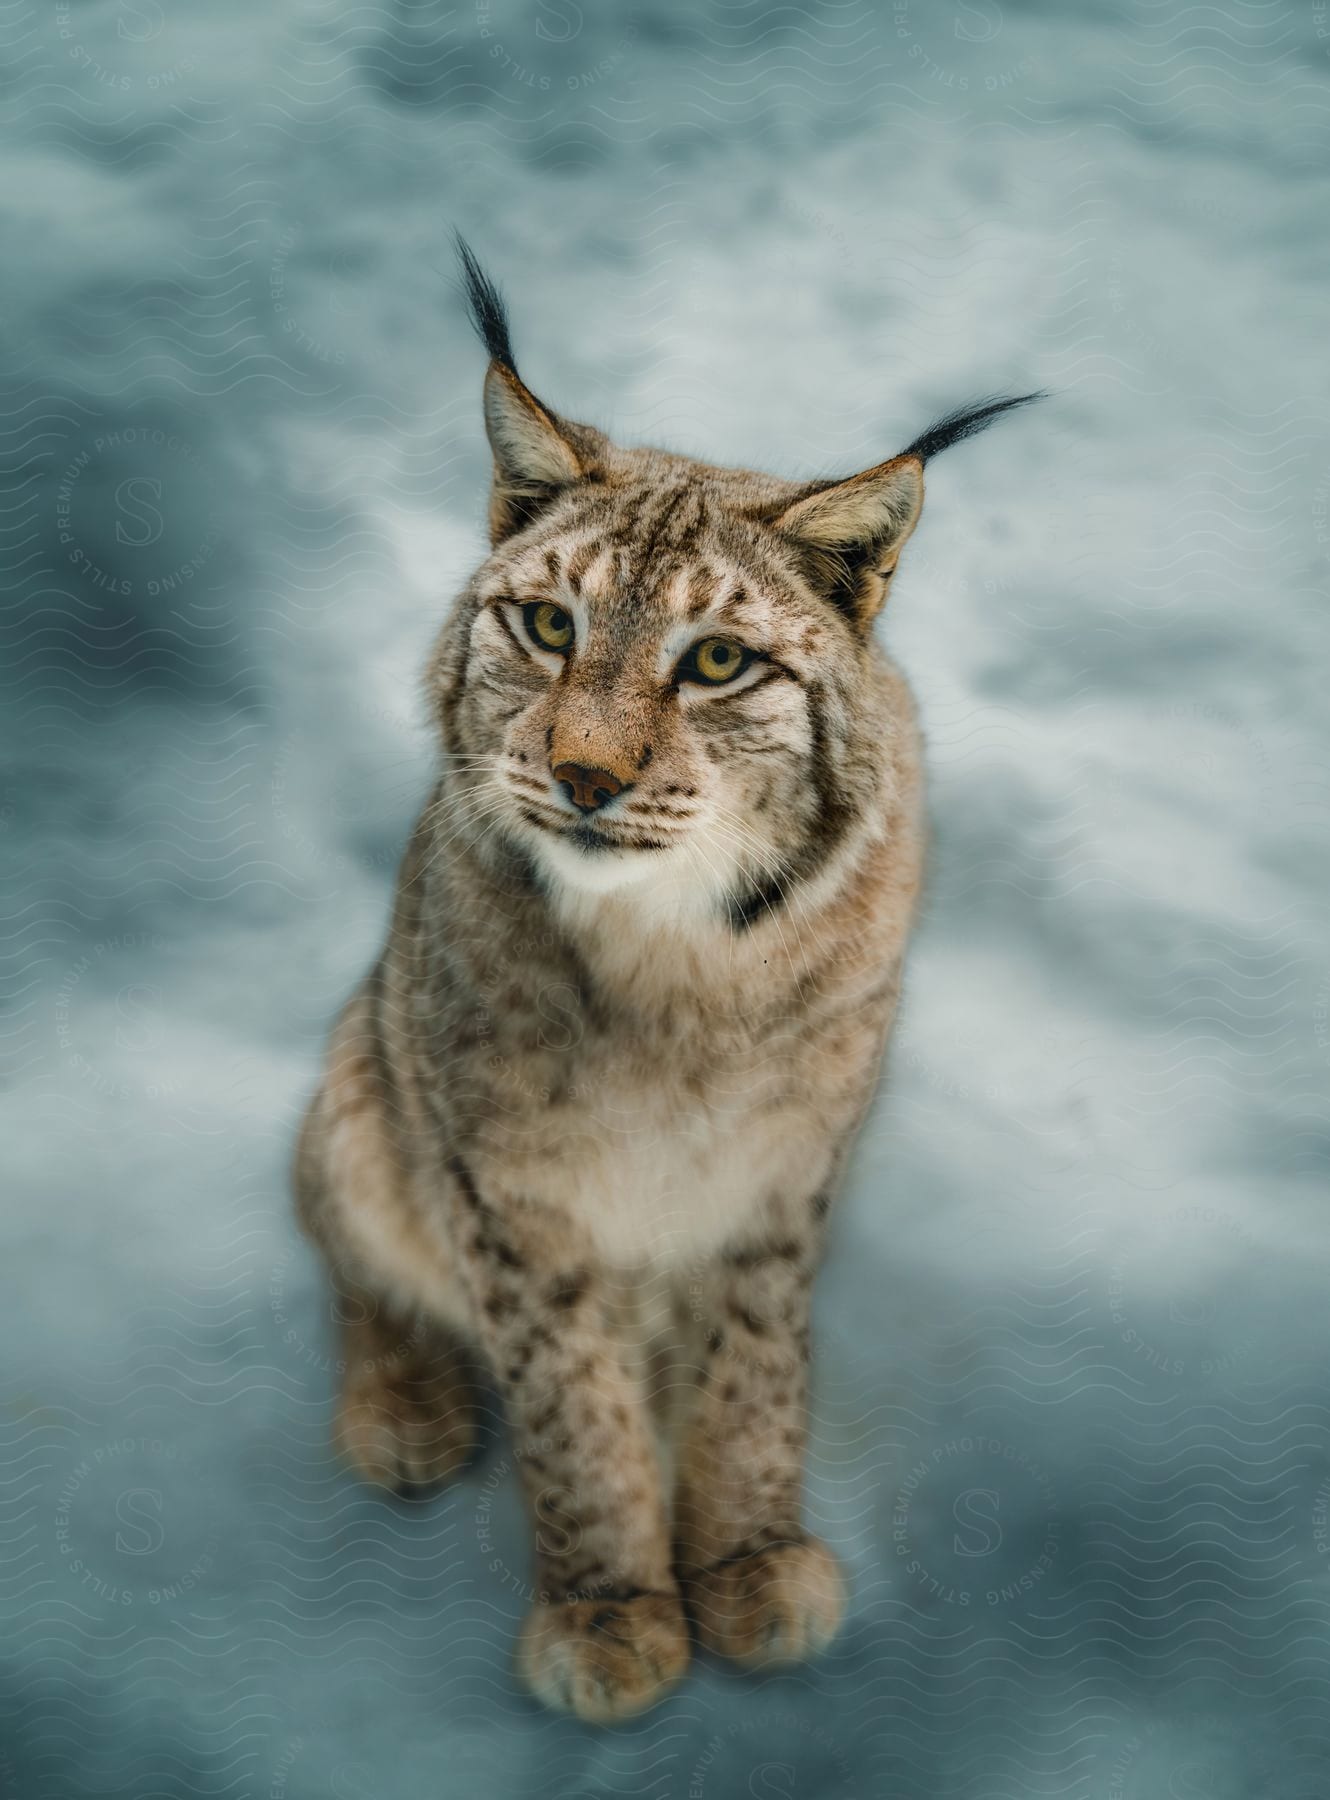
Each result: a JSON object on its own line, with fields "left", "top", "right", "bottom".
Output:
{"left": 562, "top": 535, "right": 601, "bottom": 597}
{"left": 627, "top": 484, "right": 708, "bottom": 579}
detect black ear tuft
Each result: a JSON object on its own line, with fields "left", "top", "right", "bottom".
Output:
{"left": 455, "top": 234, "right": 517, "bottom": 375}
{"left": 902, "top": 390, "right": 1046, "bottom": 464}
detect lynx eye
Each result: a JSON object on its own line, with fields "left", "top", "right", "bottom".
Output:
{"left": 522, "top": 601, "right": 574, "bottom": 653}
{"left": 684, "top": 636, "right": 749, "bottom": 685}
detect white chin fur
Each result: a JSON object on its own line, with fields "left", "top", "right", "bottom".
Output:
{"left": 531, "top": 820, "right": 748, "bottom": 923}
{"left": 534, "top": 833, "right": 665, "bottom": 895}
{"left": 529, "top": 824, "right": 745, "bottom": 921}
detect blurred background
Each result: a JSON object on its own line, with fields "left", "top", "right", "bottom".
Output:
{"left": 3, "top": 1, "right": 1330, "bottom": 1794}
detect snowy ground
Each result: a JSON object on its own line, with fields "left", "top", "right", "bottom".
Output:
{"left": 3, "top": 1, "right": 1330, "bottom": 1795}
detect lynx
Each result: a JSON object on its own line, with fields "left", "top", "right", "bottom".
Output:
{"left": 294, "top": 240, "right": 1038, "bottom": 1721}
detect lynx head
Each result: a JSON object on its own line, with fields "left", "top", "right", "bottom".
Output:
{"left": 434, "top": 240, "right": 1040, "bottom": 925}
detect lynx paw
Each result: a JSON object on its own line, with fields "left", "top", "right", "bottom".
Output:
{"left": 334, "top": 1354, "right": 478, "bottom": 1494}
{"left": 518, "top": 1590, "right": 690, "bottom": 1722}
{"left": 684, "top": 1538, "right": 846, "bottom": 1669}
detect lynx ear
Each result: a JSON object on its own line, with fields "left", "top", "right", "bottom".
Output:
{"left": 770, "top": 391, "right": 1046, "bottom": 629}
{"left": 770, "top": 454, "right": 924, "bottom": 630}
{"left": 482, "top": 363, "right": 587, "bottom": 542}
{"left": 457, "top": 234, "right": 603, "bottom": 545}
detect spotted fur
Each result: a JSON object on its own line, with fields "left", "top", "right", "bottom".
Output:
{"left": 293, "top": 243, "right": 1038, "bottom": 1721}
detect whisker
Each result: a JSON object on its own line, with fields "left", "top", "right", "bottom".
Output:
{"left": 405, "top": 783, "right": 516, "bottom": 887}
{"left": 679, "top": 835, "right": 739, "bottom": 981}
{"left": 705, "top": 808, "right": 813, "bottom": 978}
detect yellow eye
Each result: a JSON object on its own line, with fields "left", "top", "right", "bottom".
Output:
{"left": 690, "top": 637, "right": 747, "bottom": 683}
{"left": 524, "top": 601, "right": 574, "bottom": 653}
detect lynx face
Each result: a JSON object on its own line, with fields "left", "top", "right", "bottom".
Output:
{"left": 432, "top": 243, "right": 1039, "bottom": 921}
{"left": 450, "top": 463, "right": 890, "bottom": 912}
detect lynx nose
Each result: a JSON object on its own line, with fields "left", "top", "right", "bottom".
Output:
{"left": 551, "top": 761, "right": 625, "bottom": 815}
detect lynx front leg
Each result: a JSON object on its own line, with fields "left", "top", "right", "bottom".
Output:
{"left": 450, "top": 1161, "right": 688, "bottom": 1723}
{"left": 332, "top": 1284, "right": 479, "bottom": 1493}
{"left": 675, "top": 1233, "right": 846, "bottom": 1668}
